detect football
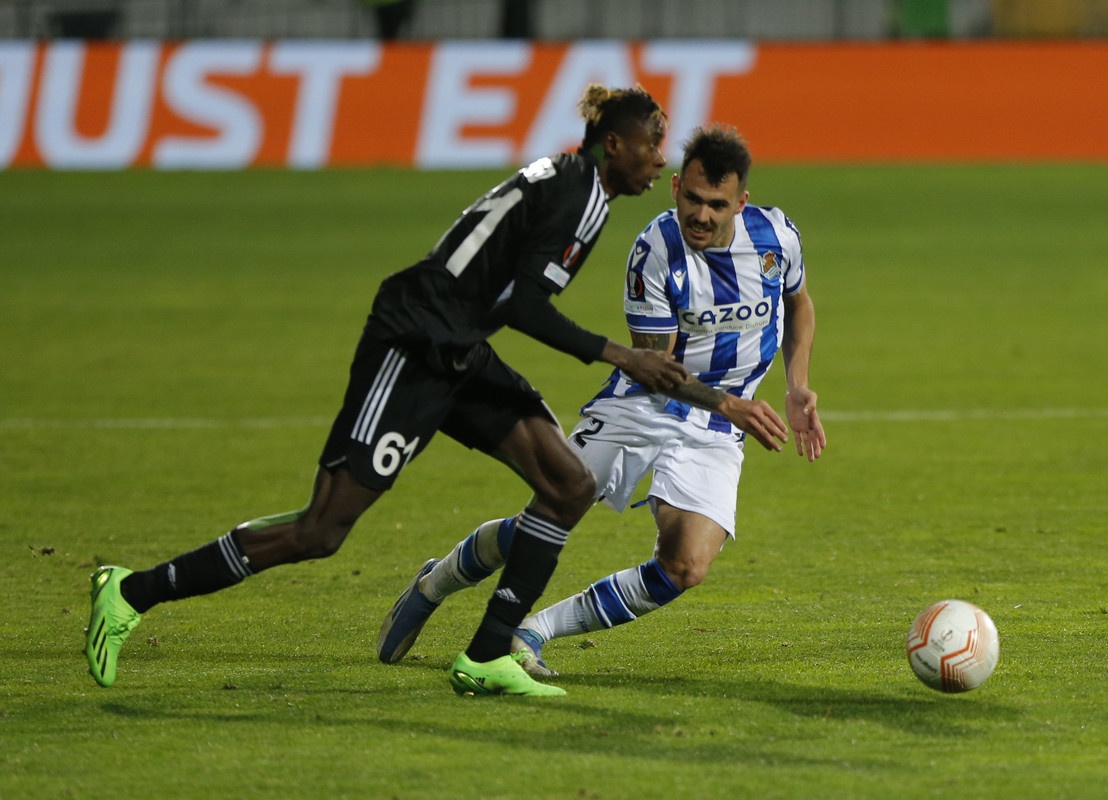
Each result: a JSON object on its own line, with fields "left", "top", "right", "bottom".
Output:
{"left": 906, "top": 599, "right": 1000, "bottom": 693}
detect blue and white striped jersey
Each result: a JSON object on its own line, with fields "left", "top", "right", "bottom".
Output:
{"left": 583, "top": 205, "right": 805, "bottom": 433}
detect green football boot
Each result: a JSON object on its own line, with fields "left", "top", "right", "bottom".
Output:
{"left": 448, "top": 652, "right": 566, "bottom": 697}
{"left": 85, "top": 566, "right": 141, "bottom": 687}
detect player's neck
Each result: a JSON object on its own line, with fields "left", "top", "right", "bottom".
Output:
{"left": 588, "top": 143, "right": 618, "bottom": 199}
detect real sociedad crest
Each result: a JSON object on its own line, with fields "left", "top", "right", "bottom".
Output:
{"left": 759, "top": 251, "right": 782, "bottom": 279}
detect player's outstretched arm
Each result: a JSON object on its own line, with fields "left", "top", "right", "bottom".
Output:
{"left": 627, "top": 331, "right": 787, "bottom": 452}
{"left": 696, "top": 387, "right": 788, "bottom": 453}
{"left": 782, "top": 283, "right": 826, "bottom": 461}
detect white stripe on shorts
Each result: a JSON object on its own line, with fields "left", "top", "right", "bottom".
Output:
{"left": 352, "top": 347, "right": 406, "bottom": 446}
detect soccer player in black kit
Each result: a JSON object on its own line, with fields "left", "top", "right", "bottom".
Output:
{"left": 85, "top": 84, "right": 688, "bottom": 696}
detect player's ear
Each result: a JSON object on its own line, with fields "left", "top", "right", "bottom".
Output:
{"left": 603, "top": 130, "right": 621, "bottom": 160}
{"left": 736, "top": 189, "right": 750, "bottom": 211}
{"left": 671, "top": 172, "right": 680, "bottom": 200}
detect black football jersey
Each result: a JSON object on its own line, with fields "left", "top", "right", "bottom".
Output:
{"left": 366, "top": 150, "right": 610, "bottom": 353}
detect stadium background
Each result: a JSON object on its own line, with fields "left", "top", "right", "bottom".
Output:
{"left": 3, "top": 0, "right": 1107, "bottom": 170}
{"left": 3, "top": 0, "right": 1108, "bottom": 41}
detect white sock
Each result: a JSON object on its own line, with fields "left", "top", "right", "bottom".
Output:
{"left": 419, "top": 517, "right": 509, "bottom": 603}
{"left": 526, "top": 558, "right": 684, "bottom": 641}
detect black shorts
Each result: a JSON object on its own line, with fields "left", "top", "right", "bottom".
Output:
{"left": 319, "top": 333, "right": 552, "bottom": 491}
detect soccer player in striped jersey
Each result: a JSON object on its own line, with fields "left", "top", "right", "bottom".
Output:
{"left": 378, "top": 124, "right": 825, "bottom": 676}
{"left": 85, "top": 84, "right": 690, "bottom": 697}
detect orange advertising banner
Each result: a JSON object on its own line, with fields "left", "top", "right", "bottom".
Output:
{"left": 1, "top": 40, "right": 1104, "bottom": 169}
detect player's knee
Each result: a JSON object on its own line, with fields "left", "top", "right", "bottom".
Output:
{"left": 533, "top": 457, "right": 595, "bottom": 520}
{"left": 575, "top": 467, "right": 598, "bottom": 508}
{"left": 556, "top": 463, "right": 597, "bottom": 517}
{"left": 657, "top": 556, "right": 710, "bottom": 591}
{"left": 311, "top": 529, "right": 348, "bottom": 559}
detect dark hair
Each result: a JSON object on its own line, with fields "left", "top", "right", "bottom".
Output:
{"left": 578, "top": 84, "right": 666, "bottom": 150}
{"left": 681, "top": 125, "right": 752, "bottom": 188}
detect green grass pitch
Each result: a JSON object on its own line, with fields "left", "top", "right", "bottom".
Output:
{"left": 1, "top": 163, "right": 1105, "bottom": 799}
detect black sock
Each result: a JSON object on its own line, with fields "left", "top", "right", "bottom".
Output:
{"left": 120, "top": 529, "right": 253, "bottom": 614}
{"left": 466, "top": 509, "right": 568, "bottom": 663}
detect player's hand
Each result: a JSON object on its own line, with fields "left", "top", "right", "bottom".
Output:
{"left": 616, "top": 347, "right": 689, "bottom": 394}
{"left": 720, "top": 396, "right": 789, "bottom": 452}
{"left": 785, "top": 387, "right": 826, "bottom": 461}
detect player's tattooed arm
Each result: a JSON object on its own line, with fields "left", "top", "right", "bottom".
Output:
{"left": 629, "top": 330, "right": 726, "bottom": 412}
{"left": 627, "top": 329, "right": 787, "bottom": 450}
{"left": 629, "top": 331, "right": 673, "bottom": 353}
{"left": 668, "top": 377, "right": 730, "bottom": 411}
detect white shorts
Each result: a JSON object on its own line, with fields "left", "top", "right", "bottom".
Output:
{"left": 568, "top": 395, "right": 745, "bottom": 537}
